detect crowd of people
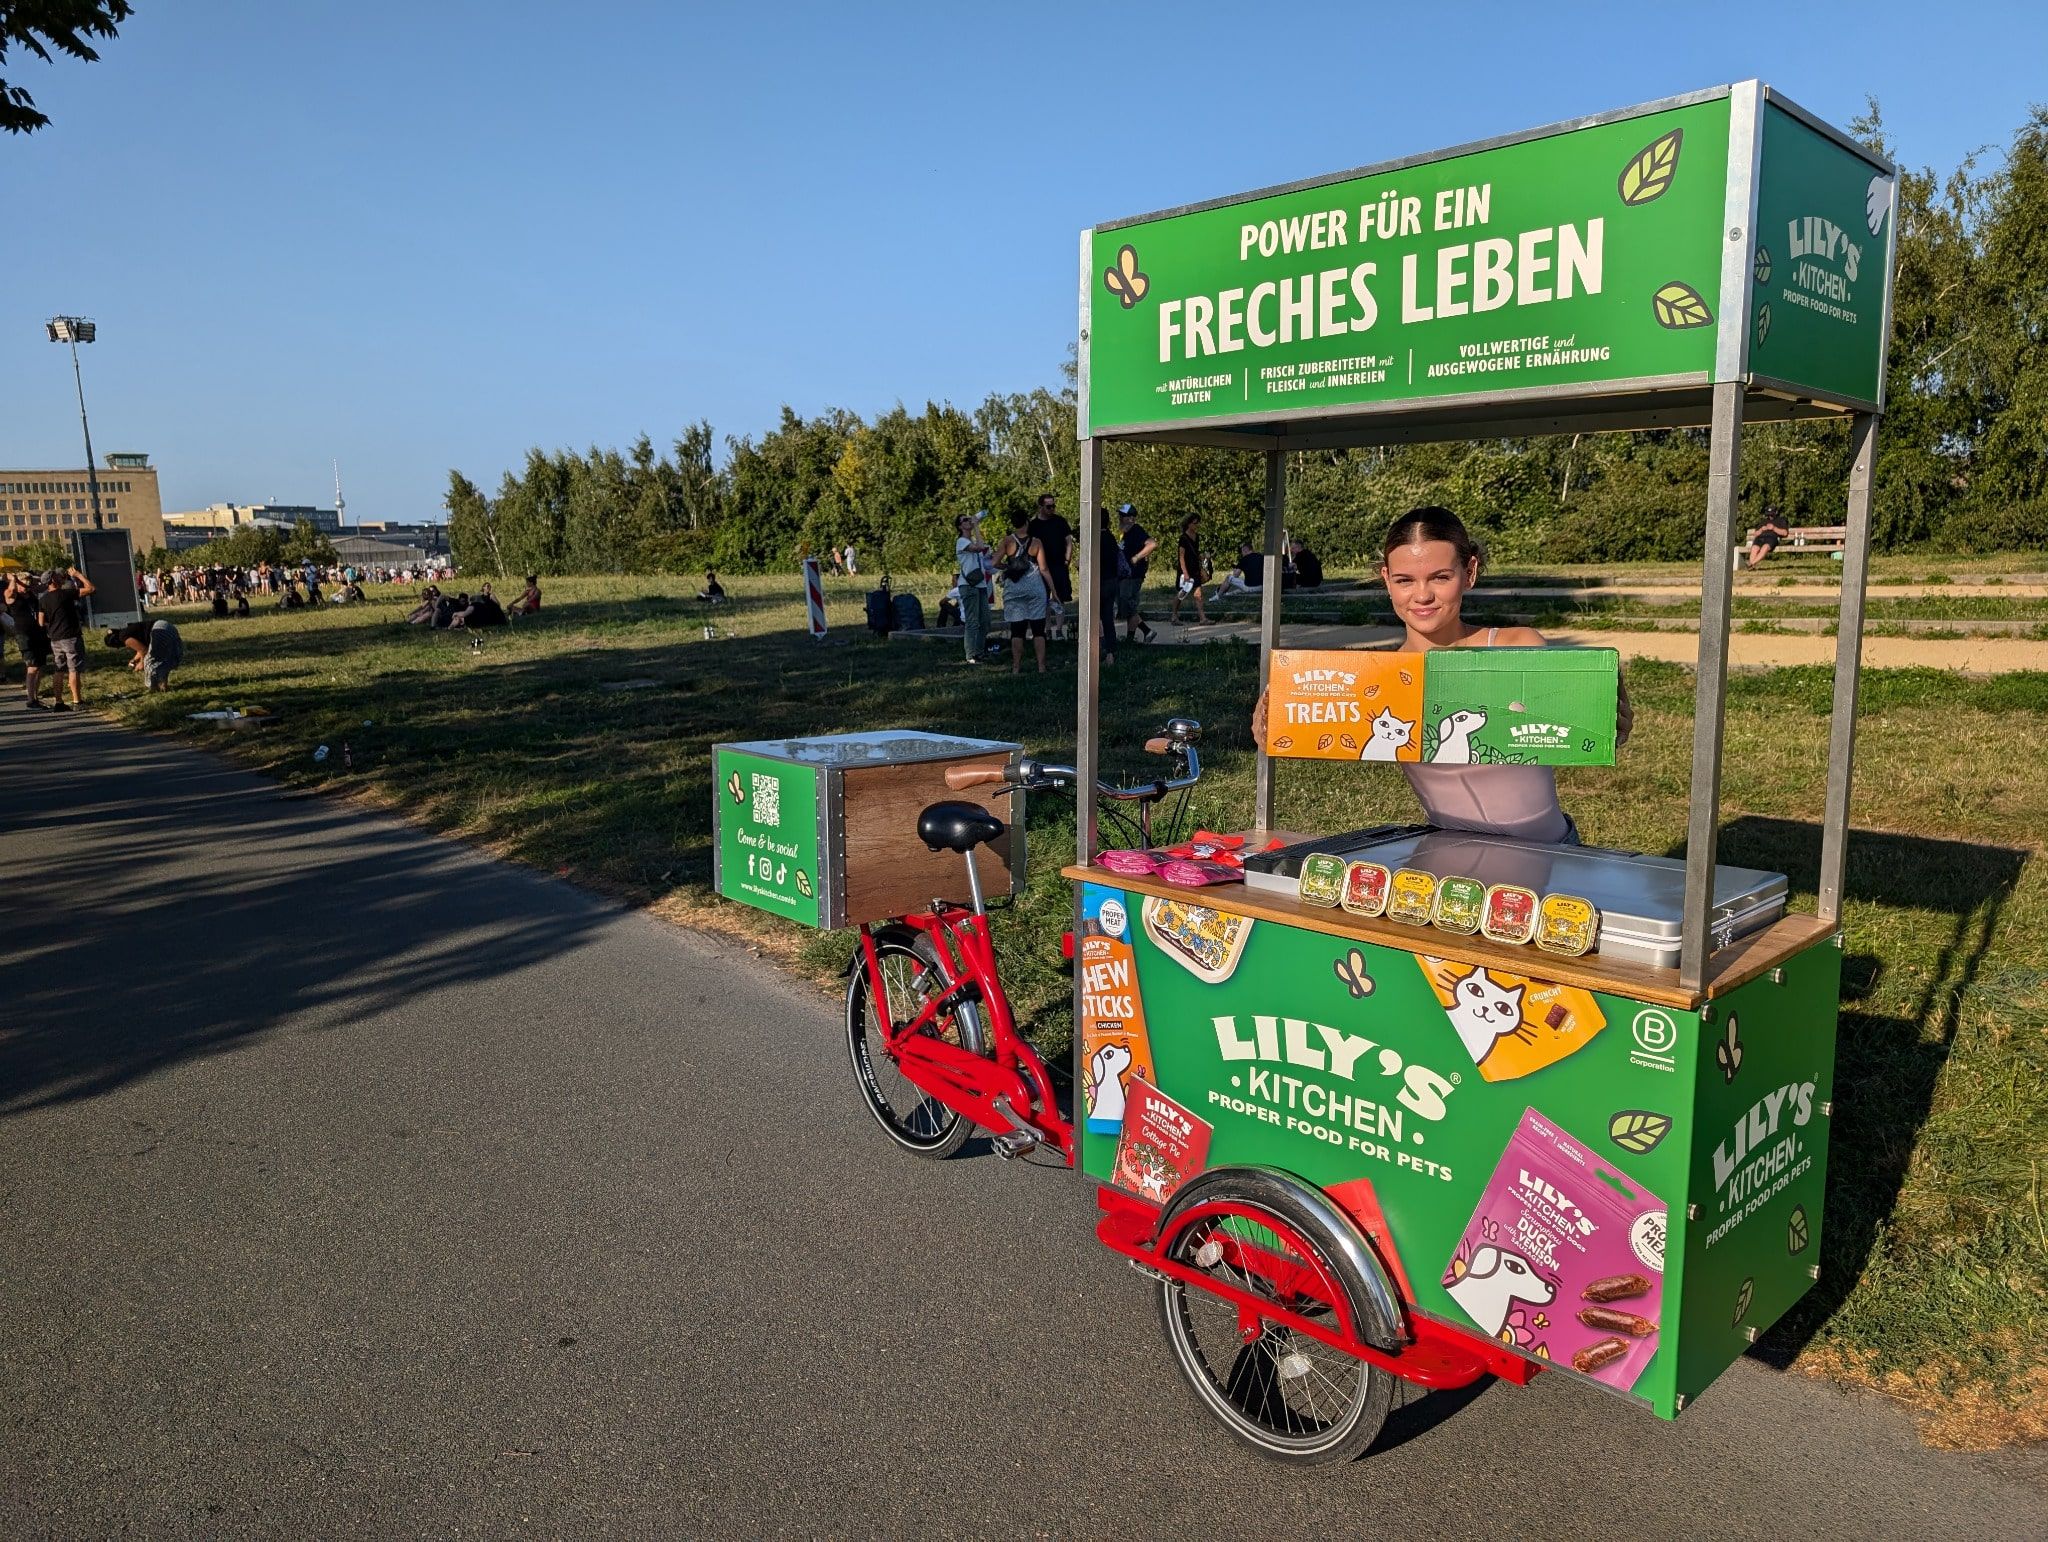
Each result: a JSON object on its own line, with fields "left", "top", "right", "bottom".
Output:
{"left": 1, "top": 564, "right": 185, "bottom": 710}
{"left": 141, "top": 559, "right": 454, "bottom": 612}
{"left": 939, "top": 496, "right": 1324, "bottom": 673}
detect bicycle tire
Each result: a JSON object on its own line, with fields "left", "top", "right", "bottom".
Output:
{"left": 846, "top": 931, "right": 989, "bottom": 1159}
{"left": 1154, "top": 1168, "right": 1397, "bottom": 1465}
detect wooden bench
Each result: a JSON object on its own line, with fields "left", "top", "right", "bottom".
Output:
{"left": 1737, "top": 523, "right": 1847, "bottom": 568}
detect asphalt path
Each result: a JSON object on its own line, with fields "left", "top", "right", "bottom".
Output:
{"left": 2, "top": 706, "right": 2041, "bottom": 1537}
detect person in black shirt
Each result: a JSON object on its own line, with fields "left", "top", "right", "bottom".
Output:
{"left": 1169, "top": 515, "right": 1208, "bottom": 625}
{"left": 1026, "top": 494, "right": 1074, "bottom": 607}
{"left": 5, "top": 571, "right": 51, "bottom": 708}
{"left": 1117, "top": 503, "right": 1158, "bottom": 643}
{"left": 36, "top": 567, "right": 95, "bottom": 709}
{"left": 1284, "top": 538, "right": 1325, "bottom": 589}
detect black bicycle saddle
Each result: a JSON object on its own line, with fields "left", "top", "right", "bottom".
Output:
{"left": 917, "top": 801, "right": 1006, "bottom": 854}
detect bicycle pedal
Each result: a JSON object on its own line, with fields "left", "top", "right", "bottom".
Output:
{"left": 990, "top": 1128, "right": 1042, "bottom": 1161}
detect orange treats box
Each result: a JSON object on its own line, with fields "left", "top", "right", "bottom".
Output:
{"left": 1264, "top": 649, "right": 1426, "bottom": 762}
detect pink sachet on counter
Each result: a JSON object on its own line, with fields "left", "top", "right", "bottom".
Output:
{"left": 1443, "top": 1107, "right": 1668, "bottom": 1393}
{"left": 1095, "top": 849, "right": 1164, "bottom": 875}
{"left": 1158, "top": 859, "right": 1242, "bottom": 887}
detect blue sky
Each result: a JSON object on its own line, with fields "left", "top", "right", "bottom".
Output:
{"left": 4, "top": 1, "right": 2043, "bottom": 521}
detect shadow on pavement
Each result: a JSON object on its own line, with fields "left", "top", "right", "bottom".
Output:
{"left": 0, "top": 708, "right": 616, "bottom": 1118}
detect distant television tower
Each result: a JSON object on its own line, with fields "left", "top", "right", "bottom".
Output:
{"left": 333, "top": 459, "right": 346, "bottom": 530}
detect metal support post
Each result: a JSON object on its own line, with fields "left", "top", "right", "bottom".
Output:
{"left": 1254, "top": 448, "right": 1286, "bottom": 833}
{"left": 1679, "top": 382, "right": 1746, "bottom": 992}
{"left": 1075, "top": 436, "right": 1104, "bottom": 865}
{"left": 1817, "top": 413, "right": 1876, "bottom": 925}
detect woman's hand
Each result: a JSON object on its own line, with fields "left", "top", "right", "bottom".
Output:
{"left": 1616, "top": 669, "right": 1634, "bottom": 748}
{"left": 1251, "top": 686, "right": 1269, "bottom": 746}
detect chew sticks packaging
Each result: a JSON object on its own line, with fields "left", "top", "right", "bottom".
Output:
{"left": 1444, "top": 1107, "right": 1667, "bottom": 1393}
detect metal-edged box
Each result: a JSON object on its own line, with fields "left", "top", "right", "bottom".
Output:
{"left": 713, "top": 730, "right": 1023, "bottom": 929}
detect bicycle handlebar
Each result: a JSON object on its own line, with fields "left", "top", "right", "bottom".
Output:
{"left": 943, "top": 722, "right": 1202, "bottom": 805}
{"left": 944, "top": 764, "right": 1009, "bottom": 791}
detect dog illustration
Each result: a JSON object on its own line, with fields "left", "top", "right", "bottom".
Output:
{"left": 1445, "top": 1243, "right": 1555, "bottom": 1337}
{"left": 1086, "top": 1041, "right": 1134, "bottom": 1125}
{"left": 1430, "top": 708, "right": 1487, "bottom": 764}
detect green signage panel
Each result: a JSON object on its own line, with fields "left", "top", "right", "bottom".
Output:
{"left": 1749, "top": 102, "right": 1893, "bottom": 408}
{"left": 1084, "top": 95, "right": 1731, "bottom": 433}
{"left": 714, "top": 748, "right": 821, "bottom": 927}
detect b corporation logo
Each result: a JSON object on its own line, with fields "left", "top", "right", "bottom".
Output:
{"left": 1630, "top": 1007, "right": 1679, "bottom": 1072}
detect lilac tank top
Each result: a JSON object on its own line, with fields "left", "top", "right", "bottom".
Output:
{"left": 1401, "top": 628, "right": 1571, "bottom": 843}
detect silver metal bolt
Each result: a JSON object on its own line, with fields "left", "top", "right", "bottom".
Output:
{"left": 1769, "top": 967, "right": 1785, "bottom": 984}
{"left": 1821, "top": 1101, "right": 1833, "bottom": 1117}
{"left": 1686, "top": 1204, "right": 1699, "bottom": 1221}
{"left": 1744, "top": 1326, "right": 1760, "bottom": 1344}
{"left": 1808, "top": 1265, "right": 1821, "bottom": 1281}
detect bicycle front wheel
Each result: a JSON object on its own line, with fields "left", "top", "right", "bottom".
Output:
{"left": 846, "top": 933, "right": 988, "bottom": 1159}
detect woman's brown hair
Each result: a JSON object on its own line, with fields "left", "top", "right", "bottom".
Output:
{"left": 1383, "top": 506, "right": 1483, "bottom": 573}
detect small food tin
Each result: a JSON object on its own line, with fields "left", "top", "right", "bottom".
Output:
{"left": 1482, "top": 883, "right": 1541, "bottom": 946}
{"left": 1536, "top": 893, "right": 1599, "bottom": 956}
{"left": 1431, "top": 875, "right": 1485, "bottom": 935}
{"left": 1386, "top": 867, "right": 1438, "bottom": 925}
{"left": 1341, "top": 860, "right": 1391, "bottom": 917}
{"left": 1297, "top": 853, "right": 1347, "bottom": 908}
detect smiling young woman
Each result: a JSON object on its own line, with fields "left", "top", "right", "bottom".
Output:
{"left": 1253, "top": 506, "right": 1632, "bottom": 846}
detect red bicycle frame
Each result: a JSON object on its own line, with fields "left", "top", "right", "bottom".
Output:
{"left": 857, "top": 907, "right": 1074, "bottom": 1165}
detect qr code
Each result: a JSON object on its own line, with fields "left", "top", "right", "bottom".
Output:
{"left": 750, "top": 773, "right": 780, "bottom": 828}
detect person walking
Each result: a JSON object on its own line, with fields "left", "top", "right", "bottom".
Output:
{"left": 36, "top": 566, "right": 95, "bottom": 710}
{"left": 1169, "top": 514, "right": 1208, "bottom": 625}
{"left": 994, "top": 509, "right": 1053, "bottom": 675}
{"left": 1116, "top": 503, "right": 1158, "bottom": 643}
{"left": 954, "top": 510, "right": 994, "bottom": 664}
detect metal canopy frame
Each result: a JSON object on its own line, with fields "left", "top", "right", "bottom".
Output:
{"left": 1071, "top": 80, "right": 1891, "bottom": 997}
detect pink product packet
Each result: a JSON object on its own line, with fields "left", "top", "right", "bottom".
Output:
{"left": 1442, "top": 1107, "right": 1668, "bottom": 1393}
{"left": 1159, "top": 859, "right": 1242, "bottom": 888}
{"left": 1095, "top": 849, "right": 1163, "bottom": 876}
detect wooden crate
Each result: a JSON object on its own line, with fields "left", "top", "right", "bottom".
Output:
{"left": 714, "top": 731, "right": 1023, "bottom": 928}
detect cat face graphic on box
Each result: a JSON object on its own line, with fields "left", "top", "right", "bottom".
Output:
{"left": 1357, "top": 707, "right": 1415, "bottom": 761}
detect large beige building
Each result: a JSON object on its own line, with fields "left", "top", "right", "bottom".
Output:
{"left": 0, "top": 452, "right": 166, "bottom": 554}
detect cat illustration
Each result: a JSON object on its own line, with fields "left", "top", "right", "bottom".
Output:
{"left": 1443, "top": 962, "right": 1527, "bottom": 1066}
{"left": 1430, "top": 708, "right": 1487, "bottom": 764}
{"left": 1358, "top": 707, "right": 1415, "bottom": 761}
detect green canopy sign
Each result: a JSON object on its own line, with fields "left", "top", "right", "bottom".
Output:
{"left": 1081, "top": 83, "right": 1894, "bottom": 436}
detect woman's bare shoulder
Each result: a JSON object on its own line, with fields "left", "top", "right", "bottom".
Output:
{"left": 1490, "top": 624, "right": 1548, "bottom": 647}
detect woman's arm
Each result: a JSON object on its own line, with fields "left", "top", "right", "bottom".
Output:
{"left": 1033, "top": 538, "right": 1055, "bottom": 585}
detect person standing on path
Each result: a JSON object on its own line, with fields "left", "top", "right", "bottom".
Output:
{"left": 36, "top": 566, "right": 95, "bottom": 711}
{"left": 954, "top": 511, "right": 993, "bottom": 664}
{"left": 1026, "top": 493, "right": 1074, "bottom": 610}
{"left": 1117, "top": 504, "right": 1159, "bottom": 643}
{"left": 842, "top": 543, "right": 857, "bottom": 576}
{"left": 5, "top": 571, "right": 51, "bottom": 707}
{"left": 994, "top": 509, "right": 1053, "bottom": 675}
{"left": 1169, "top": 515, "right": 1208, "bottom": 626}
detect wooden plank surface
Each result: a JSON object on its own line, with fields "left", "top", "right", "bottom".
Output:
{"left": 841, "top": 755, "right": 1013, "bottom": 923}
{"left": 1060, "top": 864, "right": 1836, "bottom": 1010}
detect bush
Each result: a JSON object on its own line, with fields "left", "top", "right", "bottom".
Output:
{"left": 1939, "top": 498, "right": 2048, "bottom": 554}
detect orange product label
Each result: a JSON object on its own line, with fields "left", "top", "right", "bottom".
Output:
{"left": 1264, "top": 649, "right": 1426, "bottom": 761}
{"left": 1079, "top": 929, "right": 1156, "bottom": 1132}
{"left": 1417, "top": 955, "right": 1609, "bottom": 1082}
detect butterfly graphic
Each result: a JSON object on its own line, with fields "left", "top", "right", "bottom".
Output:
{"left": 1103, "top": 244, "right": 1150, "bottom": 309}
{"left": 1714, "top": 1014, "right": 1744, "bottom": 1084}
{"left": 726, "top": 770, "right": 745, "bottom": 803}
{"left": 1332, "top": 948, "right": 1374, "bottom": 999}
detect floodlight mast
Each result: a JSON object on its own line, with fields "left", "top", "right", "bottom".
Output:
{"left": 46, "top": 316, "right": 104, "bottom": 530}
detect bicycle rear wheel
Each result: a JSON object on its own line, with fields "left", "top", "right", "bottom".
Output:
{"left": 846, "top": 933, "right": 988, "bottom": 1159}
{"left": 1155, "top": 1170, "right": 1395, "bottom": 1464}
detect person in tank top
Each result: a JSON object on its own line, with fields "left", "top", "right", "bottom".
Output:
{"left": 1255, "top": 506, "right": 1631, "bottom": 844}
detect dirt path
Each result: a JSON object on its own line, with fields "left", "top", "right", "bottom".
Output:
{"left": 1155, "top": 618, "right": 2048, "bottom": 672}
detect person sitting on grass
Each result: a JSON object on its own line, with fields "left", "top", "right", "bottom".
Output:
{"left": 451, "top": 584, "right": 506, "bottom": 629}
{"left": 405, "top": 584, "right": 443, "bottom": 625}
{"left": 697, "top": 571, "right": 726, "bottom": 604}
{"left": 507, "top": 575, "right": 542, "bottom": 617}
{"left": 281, "top": 580, "right": 305, "bottom": 610}
{"left": 211, "top": 588, "right": 230, "bottom": 618}
{"left": 1215, "top": 542, "right": 1265, "bottom": 598}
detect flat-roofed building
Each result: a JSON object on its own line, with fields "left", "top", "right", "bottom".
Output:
{"left": 162, "top": 502, "right": 341, "bottom": 534}
{"left": 0, "top": 452, "right": 165, "bottom": 553}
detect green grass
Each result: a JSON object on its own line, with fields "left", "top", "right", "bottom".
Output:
{"left": 106, "top": 572, "right": 2046, "bottom": 1447}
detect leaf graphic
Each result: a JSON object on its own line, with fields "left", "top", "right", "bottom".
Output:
{"left": 1755, "top": 302, "right": 1772, "bottom": 347}
{"left": 1787, "top": 1205, "right": 1810, "bottom": 1255}
{"left": 1652, "top": 281, "right": 1714, "bottom": 330}
{"left": 1753, "top": 245, "right": 1773, "bottom": 285}
{"left": 1608, "top": 1110, "right": 1674, "bottom": 1155}
{"left": 1732, "top": 1277, "right": 1755, "bottom": 1327}
{"left": 1618, "top": 127, "right": 1684, "bottom": 205}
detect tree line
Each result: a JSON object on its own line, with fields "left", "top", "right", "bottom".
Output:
{"left": 439, "top": 104, "right": 2044, "bottom": 578}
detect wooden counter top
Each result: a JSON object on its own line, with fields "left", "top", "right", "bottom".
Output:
{"left": 1061, "top": 863, "right": 1836, "bottom": 1011}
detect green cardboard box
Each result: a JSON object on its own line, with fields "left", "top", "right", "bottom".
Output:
{"left": 1420, "top": 647, "right": 1619, "bottom": 766}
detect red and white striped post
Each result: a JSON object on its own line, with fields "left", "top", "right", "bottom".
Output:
{"left": 802, "top": 557, "right": 827, "bottom": 640}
